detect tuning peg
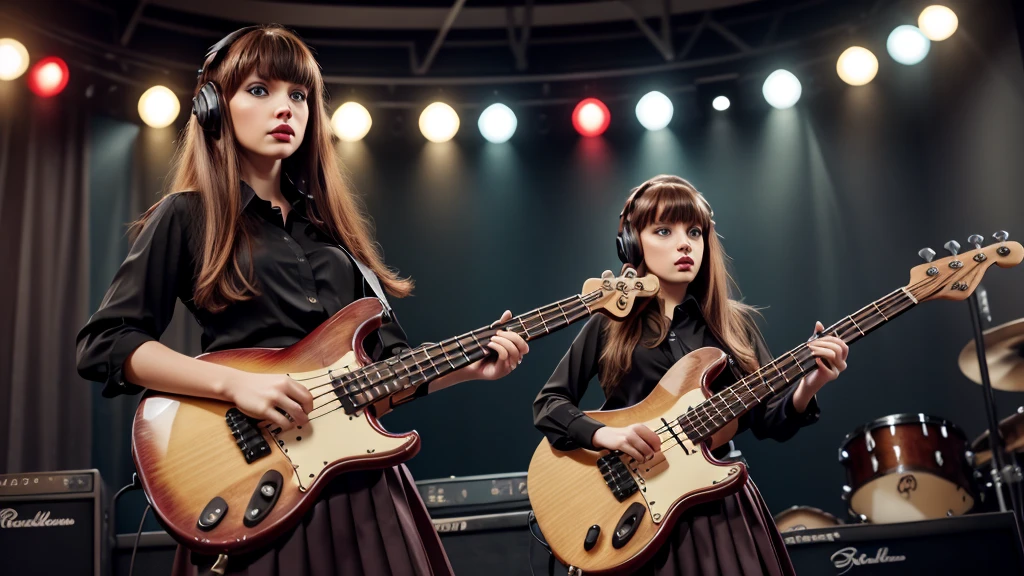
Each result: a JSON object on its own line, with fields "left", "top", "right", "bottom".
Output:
{"left": 993, "top": 230, "right": 1010, "bottom": 243}
{"left": 968, "top": 235, "right": 984, "bottom": 250}
{"left": 944, "top": 240, "right": 961, "bottom": 256}
{"left": 918, "top": 248, "right": 936, "bottom": 263}
{"left": 601, "top": 270, "right": 614, "bottom": 279}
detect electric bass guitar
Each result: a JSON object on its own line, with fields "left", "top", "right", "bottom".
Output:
{"left": 131, "top": 269, "right": 658, "bottom": 556}
{"left": 527, "top": 234, "right": 1022, "bottom": 575}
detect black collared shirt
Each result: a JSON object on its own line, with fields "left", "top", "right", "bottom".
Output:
{"left": 533, "top": 295, "right": 820, "bottom": 451}
{"left": 76, "top": 180, "right": 407, "bottom": 397}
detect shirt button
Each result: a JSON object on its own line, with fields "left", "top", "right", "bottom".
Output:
{"left": 297, "top": 257, "right": 306, "bottom": 262}
{"left": 308, "top": 296, "right": 318, "bottom": 304}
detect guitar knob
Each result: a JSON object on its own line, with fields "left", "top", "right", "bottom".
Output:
{"left": 943, "top": 240, "right": 961, "bottom": 256}
{"left": 917, "top": 248, "right": 936, "bottom": 263}
{"left": 993, "top": 230, "right": 1010, "bottom": 243}
{"left": 967, "top": 234, "right": 984, "bottom": 250}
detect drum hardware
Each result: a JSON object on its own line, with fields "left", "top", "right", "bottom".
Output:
{"left": 954, "top": 261, "right": 1024, "bottom": 545}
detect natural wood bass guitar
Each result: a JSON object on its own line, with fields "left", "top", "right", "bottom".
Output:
{"left": 527, "top": 235, "right": 1023, "bottom": 575}
{"left": 131, "top": 269, "right": 658, "bottom": 556}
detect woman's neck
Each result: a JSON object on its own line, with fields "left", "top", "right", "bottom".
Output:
{"left": 658, "top": 281, "right": 689, "bottom": 318}
{"left": 239, "top": 153, "right": 285, "bottom": 205}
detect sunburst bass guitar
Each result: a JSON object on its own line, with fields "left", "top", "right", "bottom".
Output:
{"left": 132, "top": 269, "right": 659, "bottom": 556}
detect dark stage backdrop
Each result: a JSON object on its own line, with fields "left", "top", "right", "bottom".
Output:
{"left": 86, "top": 0, "right": 1024, "bottom": 531}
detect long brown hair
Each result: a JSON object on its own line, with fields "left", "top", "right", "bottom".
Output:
{"left": 133, "top": 25, "right": 412, "bottom": 311}
{"left": 599, "top": 176, "right": 761, "bottom": 392}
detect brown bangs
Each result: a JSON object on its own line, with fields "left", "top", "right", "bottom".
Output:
{"left": 629, "top": 183, "right": 713, "bottom": 233}
{"left": 219, "top": 27, "right": 321, "bottom": 97}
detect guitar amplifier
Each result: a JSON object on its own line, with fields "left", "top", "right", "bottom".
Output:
{"left": 416, "top": 472, "right": 530, "bottom": 517}
{"left": 416, "top": 473, "right": 551, "bottom": 575}
{"left": 784, "top": 512, "right": 1024, "bottom": 575}
{"left": 0, "top": 469, "right": 109, "bottom": 576}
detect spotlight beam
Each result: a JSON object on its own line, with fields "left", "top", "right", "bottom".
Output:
{"left": 413, "top": 0, "right": 468, "bottom": 76}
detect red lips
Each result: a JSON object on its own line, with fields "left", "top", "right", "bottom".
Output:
{"left": 270, "top": 124, "right": 295, "bottom": 136}
{"left": 675, "top": 256, "right": 694, "bottom": 266}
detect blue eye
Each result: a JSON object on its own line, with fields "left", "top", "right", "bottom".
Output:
{"left": 291, "top": 91, "right": 307, "bottom": 102}
{"left": 655, "top": 228, "right": 671, "bottom": 236}
{"left": 247, "top": 86, "right": 268, "bottom": 97}
{"left": 689, "top": 227, "right": 702, "bottom": 238}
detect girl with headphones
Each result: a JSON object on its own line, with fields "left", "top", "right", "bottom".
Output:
{"left": 533, "top": 175, "right": 849, "bottom": 575}
{"left": 77, "top": 25, "right": 528, "bottom": 576}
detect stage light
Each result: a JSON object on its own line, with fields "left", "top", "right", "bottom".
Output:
{"left": 837, "top": 47, "right": 879, "bottom": 86}
{"left": 635, "top": 91, "right": 673, "bottom": 131}
{"left": 331, "top": 102, "right": 372, "bottom": 142}
{"left": 28, "top": 56, "right": 69, "bottom": 98}
{"left": 712, "top": 96, "right": 730, "bottom": 111}
{"left": 478, "top": 103, "right": 517, "bottom": 143}
{"left": 887, "top": 25, "right": 930, "bottom": 65}
{"left": 0, "top": 38, "right": 29, "bottom": 81}
{"left": 419, "top": 102, "right": 459, "bottom": 143}
{"left": 572, "top": 98, "right": 610, "bottom": 137}
{"left": 919, "top": 5, "right": 958, "bottom": 41}
{"left": 138, "top": 86, "right": 180, "bottom": 128}
{"left": 762, "top": 69, "right": 801, "bottom": 110}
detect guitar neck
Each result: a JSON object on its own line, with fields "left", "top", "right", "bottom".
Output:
{"left": 680, "top": 287, "right": 919, "bottom": 443}
{"left": 334, "top": 290, "right": 605, "bottom": 412}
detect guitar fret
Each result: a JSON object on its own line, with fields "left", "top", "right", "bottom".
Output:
{"left": 848, "top": 315, "right": 865, "bottom": 336}
{"left": 575, "top": 295, "right": 591, "bottom": 314}
{"left": 456, "top": 338, "right": 473, "bottom": 364}
{"left": 439, "top": 344, "right": 457, "bottom": 370}
{"left": 871, "top": 302, "right": 889, "bottom": 321}
{"left": 518, "top": 317, "right": 530, "bottom": 338}
{"left": 556, "top": 301, "right": 570, "bottom": 324}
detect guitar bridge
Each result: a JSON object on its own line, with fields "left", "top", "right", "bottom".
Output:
{"left": 226, "top": 408, "right": 271, "bottom": 464}
{"left": 597, "top": 452, "right": 639, "bottom": 502}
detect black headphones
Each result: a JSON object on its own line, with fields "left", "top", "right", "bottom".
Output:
{"left": 192, "top": 25, "right": 260, "bottom": 139}
{"left": 615, "top": 175, "right": 714, "bottom": 266}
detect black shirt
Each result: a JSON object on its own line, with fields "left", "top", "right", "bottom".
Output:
{"left": 76, "top": 180, "right": 408, "bottom": 396}
{"left": 533, "top": 295, "right": 820, "bottom": 452}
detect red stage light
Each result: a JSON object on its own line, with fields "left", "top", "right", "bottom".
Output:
{"left": 28, "top": 57, "right": 69, "bottom": 98}
{"left": 572, "top": 98, "right": 610, "bottom": 137}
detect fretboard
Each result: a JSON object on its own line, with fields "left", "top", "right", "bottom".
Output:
{"left": 331, "top": 290, "right": 605, "bottom": 412}
{"left": 678, "top": 287, "right": 919, "bottom": 442}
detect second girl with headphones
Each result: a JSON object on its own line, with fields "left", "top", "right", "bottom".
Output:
{"left": 533, "top": 175, "right": 850, "bottom": 575}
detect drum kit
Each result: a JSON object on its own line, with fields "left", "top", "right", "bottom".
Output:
{"left": 776, "top": 317, "right": 1024, "bottom": 532}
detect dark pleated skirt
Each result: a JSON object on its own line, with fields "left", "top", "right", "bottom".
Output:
{"left": 171, "top": 465, "right": 453, "bottom": 576}
{"left": 642, "top": 479, "right": 795, "bottom": 576}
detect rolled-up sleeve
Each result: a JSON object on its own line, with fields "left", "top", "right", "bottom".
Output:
{"left": 76, "top": 194, "right": 193, "bottom": 397}
{"left": 533, "top": 315, "right": 608, "bottom": 451}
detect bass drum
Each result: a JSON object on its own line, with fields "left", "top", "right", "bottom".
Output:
{"left": 773, "top": 506, "right": 842, "bottom": 532}
{"left": 839, "top": 413, "right": 974, "bottom": 524}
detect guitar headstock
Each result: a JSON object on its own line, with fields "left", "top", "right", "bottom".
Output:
{"left": 582, "top": 268, "right": 660, "bottom": 318}
{"left": 907, "top": 231, "right": 1023, "bottom": 303}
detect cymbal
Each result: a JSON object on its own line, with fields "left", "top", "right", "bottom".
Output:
{"left": 958, "top": 318, "right": 1024, "bottom": 392}
{"left": 971, "top": 407, "right": 1024, "bottom": 467}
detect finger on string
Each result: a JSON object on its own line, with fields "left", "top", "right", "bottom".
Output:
{"left": 487, "top": 341, "right": 509, "bottom": 362}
